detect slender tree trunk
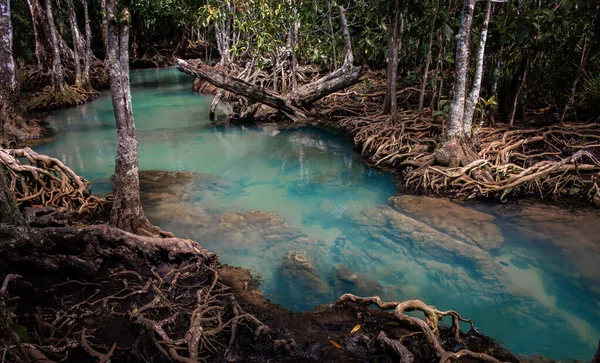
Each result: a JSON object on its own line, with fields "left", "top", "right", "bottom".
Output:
{"left": 418, "top": 0, "right": 440, "bottom": 116}
{"left": 463, "top": 0, "right": 492, "bottom": 133}
{"left": 66, "top": 0, "right": 82, "bottom": 87}
{"left": 509, "top": 54, "right": 530, "bottom": 127}
{"left": 593, "top": 339, "right": 599, "bottom": 363}
{"left": 327, "top": 0, "right": 337, "bottom": 70}
{"left": 81, "top": 0, "right": 92, "bottom": 90}
{"left": 559, "top": 38, "right": 589, "bottom": 124}
{"left": 288, "top": 0, "right": 300, "bottom": 90}
{"left": 45, "top": 0, "right": 65, "bottom": 91}
{"left": 445, "top": 0, "right": 476, "bottom": 139}
{"left": 430, "top": 31, "right": 444, "bottom": 111}
{"left": 106, "top": 0, "right": 155, "bottom": 235}
{"left": 101, "top": 0, "right": 108, "bottom": 59}
{"left": 382, "top": 0, "right": 402, "bottom": 116}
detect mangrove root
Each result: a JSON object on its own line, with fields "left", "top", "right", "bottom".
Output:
{"left": 336, "top": 294, "right": 506, "bottom": 363}
{"left": 0, "top": 147, "right": 110, "bottom": 214}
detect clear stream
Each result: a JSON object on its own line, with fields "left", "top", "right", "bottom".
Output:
{"left": 36, "top": 68, "right": 600, "bottom": 361}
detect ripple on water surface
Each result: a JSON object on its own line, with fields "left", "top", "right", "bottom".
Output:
{"left": 35, "top": 68, "right": 600, "bottom": 361}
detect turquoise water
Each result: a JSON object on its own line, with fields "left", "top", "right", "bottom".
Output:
{"left": 36, "top": 68, "right": 600, "bottom": 361}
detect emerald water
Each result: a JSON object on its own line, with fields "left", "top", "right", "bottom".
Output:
{"left": 36, "top": 68, "right": 600, "bottom": 361}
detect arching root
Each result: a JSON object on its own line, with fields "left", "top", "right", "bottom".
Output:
{"left": 0, "top": 147, "right": 110, "bottom": 214}
{"left": 336, "top": 294, "right": 507, "bottom": 363}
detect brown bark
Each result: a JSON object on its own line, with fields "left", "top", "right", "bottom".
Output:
{"left": 418, "top": 0, "right": 439, "bottom": 116}
{"left": 0, "top": 165, "right": 26, "bottom": 227}
{"left": 559, "top": 37, "right": 590, "bottom": 124}
{"left": 106, "top": 1, "right": 156, "bottom": 235}
{"left": 509, "top": 54, "right": 530, "bottom": 127}
{"left": 383, "top": 1, "right": 403, "bottom": 117}
{"left": 176, "top": 59, "right": 308, "bottom": 122}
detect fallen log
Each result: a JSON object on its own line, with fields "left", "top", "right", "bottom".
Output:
{"left": 175, "top": 6, "right": 361, "bottom": 122}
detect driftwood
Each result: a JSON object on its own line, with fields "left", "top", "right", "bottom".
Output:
{"left": 175, "top": 6, "right": 361, "bottom": 122}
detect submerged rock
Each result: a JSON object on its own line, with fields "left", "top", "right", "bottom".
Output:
{"left": 281, "top": 251, "right": 331, "bottom": 302}
{"left": 333, "top": 264, "right": 383, "bottom": 296}
{"left": 354, "top": 205, "right": 494, "bottom": 266}
{"left": 488, "top": 201, "right": 600, "bottom": 282}
{"left": 389, "top": 195, "right": 503, "bottom": 250}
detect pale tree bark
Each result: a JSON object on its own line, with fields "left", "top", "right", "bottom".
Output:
{"left": 382, "top": 0, "right": 403, "bottom": 116}
{"left": 418, "top": 0, "right": 439, "bottom": 116}
{"left": 67, "top": 0, "right": 82, "bottom": 86}
{"left": 0, "top": 0, "right": 27, "bottom": 143}
{"left": 288, "top": 0, "right": 300, "bottom": 90}
{"left": 106, "top": 0, "right": 158, "bottom": 235}
{"left": 559, "top": 37, "right": 590, "bottom": 124}
{"left": 434, "top": 0, "right": 478, "bottom": 167}
{"left": 430, "top": 30, "right": 444, "bottom": 110}
{"left": 215, "top": 0, "right": 233, "bottom": 65}
{"left": 45, "top": 0, "right": 65, "bottom": 91}
{"left": 81, "top": 0, "right": 93, "bottom": 90}
{"left": 463, "top": 0, "right": 492, "bottom": 133}
{"left": 445, "top": 0, "right": 476, "bottom": 139}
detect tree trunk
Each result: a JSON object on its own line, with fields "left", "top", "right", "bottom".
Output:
{"left": 0, "top": 0, "right": 27, "bottom": 144}
{"left": 593, "top": 339, "right": 599, "bottom": 363}
{"left": 81, "top": 0, "right": 92, "bottom": 90}
{"left": 509, "top": 54, "right": 530, "bottom": 127}
{"left": 430, "top": 30, "right": 444, "bottom": 111}
{"left": 66, "top": 0, "right": 82, "bottom": 87}
{"left": 463, "top": 0, "right": 492, "bottom": 134}
{"left": 106, "top": 0, "right": 154, "bottom": 235}
{"left": 382, "top": 1, "right": 402, "bottom": 115}
{"left": 100, "top": 0, "right": 108, "bottom": 59}
{"left": 445, "top": 0, "right": 476, "bottom": 140}
{"left": 27, "top": 0, "right": 52, "bottom": 72}
{"left": 327, "top": 0, "right": 337, "bottom": 70}
{"left": 45, "top": 0, "right": 65, "bottom": 91}
{"left": 0, "top": 165, "right": 25, "bottom": 227}
{"left": 435, "top": 0, "right": 477, "bottom": 167}
{"left": 559, "top": 37, "right": 589, "bottom": 124}
{"left": 418, "top": 0, "right": 440, "bottom": 116}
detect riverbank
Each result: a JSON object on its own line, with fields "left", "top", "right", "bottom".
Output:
{"left": 184, "top": 61, "right": 600, "bottom": 207}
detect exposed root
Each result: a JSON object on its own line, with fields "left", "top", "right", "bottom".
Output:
{"left": 336, "top": 294, "right": 506, "bottom": 363}
{"left": 23, "top": 85, "right": 100, "bottom": 112}
{"left": 331, "top": 96, "right": 600, "bottom": 203}
{"left": 0, "top": 147, "right": 110, "bottom": 214}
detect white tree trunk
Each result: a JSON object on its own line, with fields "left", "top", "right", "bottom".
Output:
{"left": 81, "top": 0, "right": 92, "bottom": 90}
{"left": 463, "top": 0, "right": 492, "bottom": 133}
{"left": 106, "top": 0, "right": 152, "bottom": 233}
{"left": 66, "top": 0, "right": 82, "bottom": 86}
{"left": 445, "top": 0, "right": 476, "bottom": 139}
